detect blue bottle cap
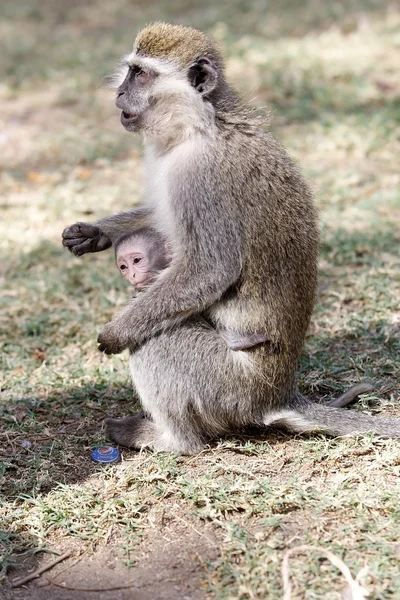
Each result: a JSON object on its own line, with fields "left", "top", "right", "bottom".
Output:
{"left": 91, "top": 446, "right": 120, "bottom": 464}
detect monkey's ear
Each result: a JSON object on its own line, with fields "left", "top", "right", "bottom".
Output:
{"left": 188, "top": 57, "right": 218, "bottom": 96}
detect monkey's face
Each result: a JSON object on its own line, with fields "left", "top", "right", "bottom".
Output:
{"left": 116, "top": 245, "right": 156, "bottom": 289}
{"left": 115, "top": 61, "right": 158, "bottom": 133}
{"left": 112, "top": 53, "right": 219, "bottom": 139}
{"left": 116, "top": 233, "right": 171, "bottom": 289}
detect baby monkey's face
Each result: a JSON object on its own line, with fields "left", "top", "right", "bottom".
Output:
{"left": 115, "top": 231, "right": 170, "bottom": 289}
{"left": 117, "top": 243, "right": 155, "bottom": 288}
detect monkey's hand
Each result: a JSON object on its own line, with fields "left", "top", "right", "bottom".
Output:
{"left": 62, "top": 222, "right": 112, "bottom": 256}
{"left": 97, "top": 319, "right": 130, "bottom": 355}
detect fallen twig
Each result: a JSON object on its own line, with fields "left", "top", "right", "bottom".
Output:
{"left": 44, "top": 580, "right": 137, "bottom": 592}
{"left": 282, "top": 545, "right": 370, "bottom": 600}
{"left": 10, "top": 550, "right": 73, "bottom": 588}
{"left": 47, "top": 547, "right": 89, "bottom": 581}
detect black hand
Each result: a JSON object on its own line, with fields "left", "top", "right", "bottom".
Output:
{"left": 62, "top": 222, "right": 112, "bottom": 256}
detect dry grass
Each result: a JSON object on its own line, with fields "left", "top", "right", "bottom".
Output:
{"left": 1, "top": 1, "right": 400, "bottom": 598}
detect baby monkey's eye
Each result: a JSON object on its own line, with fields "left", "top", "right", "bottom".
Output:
{"left": 120, "top": 264, "right": 127, "bottom": 271}
{"left": 133, "top": 257, "right": 142, "bottom": 264}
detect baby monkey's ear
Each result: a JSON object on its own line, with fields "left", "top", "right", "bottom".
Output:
{"left": 188, "top": 57, "right": 218, "bottom": 96}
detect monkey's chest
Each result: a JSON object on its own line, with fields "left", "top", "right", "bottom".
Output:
{"left": 145, "top": 161, "right": 179, "bottom": 244}
{"left": 145, "top": 180, "right": 176, "bottom": 244}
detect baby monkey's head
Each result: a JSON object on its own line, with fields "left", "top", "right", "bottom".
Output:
{"left": 115, "top": 228, "right": 170, "bottom": 289}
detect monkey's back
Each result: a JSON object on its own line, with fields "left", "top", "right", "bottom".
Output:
{"left": 207, "top": 122, "right": 319, "bottom": 404}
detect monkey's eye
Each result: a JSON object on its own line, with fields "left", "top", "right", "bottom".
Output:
{"left": 133, "top": 257, "right": 142, "bottom": 264}
{"left": 120, "top": 264, "right": 127, "bottom": 271}
{"left": 136, "top": 70, "right": 149, "bottom": 81}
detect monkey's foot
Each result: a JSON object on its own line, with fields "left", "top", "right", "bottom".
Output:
{"left": 106, "top": 412, "right": 205, "bottom": 455}
{"left": 106, "top": 413, "right": 156, "bottom": 449}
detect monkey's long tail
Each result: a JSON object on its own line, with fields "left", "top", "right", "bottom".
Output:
{"left": 327, "top": 382, "right": 374, "bottom": 408}
{"left": 265, "top": 394, "right": 400, "bottom": 438}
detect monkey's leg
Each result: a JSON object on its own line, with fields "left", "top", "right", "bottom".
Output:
{"left": 106, "top": 412, "right": 205, "bottom": 455}
{"left": 106, "top": 319, "right": 260, "bottom": 454}
{"left": 106, "top": 411, "right": 159, "bottom": 449}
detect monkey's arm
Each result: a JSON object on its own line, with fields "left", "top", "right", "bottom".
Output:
{"left": 98, "top": 261, "right": 241, "bottom": 354}
{"left": 98, "top": 205, "right": 243, "bottom": 354}
{"left": 62, "top": 207, "right": 152, "bottom": 256}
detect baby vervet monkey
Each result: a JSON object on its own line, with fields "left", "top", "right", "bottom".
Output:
{"left": 114, "top": 228, "right": 269, "bottom": 351}
{"left": 115, "top": 228, "right": 170, "bottom": 291}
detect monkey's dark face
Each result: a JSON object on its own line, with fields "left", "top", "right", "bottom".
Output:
{"left": 113, "top": 52, "right": 219, "bottom": 139}
{"left": 116, "top": 64, "right": 156, "bottom": 132}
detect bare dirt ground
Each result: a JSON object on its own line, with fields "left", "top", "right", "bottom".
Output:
{"left": 5, "top": 525, "right": 219, "bottom": 600}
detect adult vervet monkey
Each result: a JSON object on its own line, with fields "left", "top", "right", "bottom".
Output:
{"left": 63, "top": 23, "right": 395, "bottom": 453}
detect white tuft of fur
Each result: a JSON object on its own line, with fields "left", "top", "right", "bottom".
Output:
{"left": 264, "top": 410, "right": 320, "bottom": 432}
{"left": 126, "top": 53, "right": 178, "bottom": 76}
{"left": 231, "top": 348, "right": 258, "bottom": 375}
{"left": 105, "top": 55, "right": 177, "bottom": 90}
{"left": 105, "top": 56, "right": 130, "bottom": 89}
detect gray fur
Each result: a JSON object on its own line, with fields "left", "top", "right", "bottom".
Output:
{"left": 219, "top": 331, "right": 270, "bottom": 351}
{"left": 114, "top": 228, "right": 271, "bottom": 351}
{"left": 61, "top": 23, "right": 400, "bottom": 454}
{"left": 327, "top": 383, "right": 374, "bottom": 408}
{"left": 270, "top": 400, "right": 399, "bottom": 438}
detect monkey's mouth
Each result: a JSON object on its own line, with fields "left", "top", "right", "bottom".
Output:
{"left": 121, "top": 111, "right": 139, "bottom": 127}
{"left": 120, "top": 106, "right": 148, "bottom": 131}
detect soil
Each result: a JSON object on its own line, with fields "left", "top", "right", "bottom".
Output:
{"left": 3, "top": 522, "right": 220, "bottom": 600}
